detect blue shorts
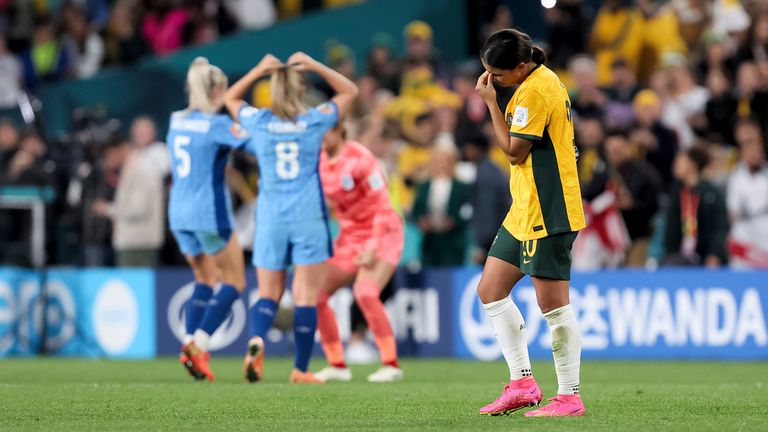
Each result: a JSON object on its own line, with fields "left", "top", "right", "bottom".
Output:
{"left": 253, "top": 220, "right": 332, "bottom": 270}
{"left": 173, "top": 229, "right": 230, "bottom": 256}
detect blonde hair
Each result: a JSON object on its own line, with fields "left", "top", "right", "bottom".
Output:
{"left": 187, "top": 57, "right": 228, "bottom": 114}
{"left": 270, "top": 67, "right": 307, "bottom": 120}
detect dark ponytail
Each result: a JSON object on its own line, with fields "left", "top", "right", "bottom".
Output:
{"left": 480, "top": 29, "right": 546, "bottom": 70}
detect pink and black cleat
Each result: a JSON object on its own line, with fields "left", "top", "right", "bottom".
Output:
{"left": 524, "top": 394, "right": 586, "bottom": 417}
{"left": 479, "top": 376, "right": 543, "bottom": 416}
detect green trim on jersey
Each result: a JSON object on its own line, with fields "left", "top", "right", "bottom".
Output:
{"left": 531, "top": 127, "right": 572, "bottom": 235}
{"left": 509, "top": 131, "right": 542, "bottom": 141}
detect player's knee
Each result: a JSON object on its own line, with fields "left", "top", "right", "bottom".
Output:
{"left": 353, "top": 280, "right": 380, "bottom": 305}
{"left": 317, "top": 289, "right": 331, "bottom": 307}
{"left": 476, "top": 278, "right": 498, "bottom": 304}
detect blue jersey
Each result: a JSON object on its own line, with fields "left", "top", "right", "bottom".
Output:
{"left": 239, "top": 102, "right": 339, "bottom": 224}
{"left": 166, "top": 110, "right": 249, "bottom": 233}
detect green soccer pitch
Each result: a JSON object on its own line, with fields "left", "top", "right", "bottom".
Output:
{"left": 0, "top": 358, "right": 766, "bottom": 431}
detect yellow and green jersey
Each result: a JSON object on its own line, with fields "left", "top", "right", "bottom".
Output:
{"left": 502, "top": 65, "right": 585, "bottom": 241}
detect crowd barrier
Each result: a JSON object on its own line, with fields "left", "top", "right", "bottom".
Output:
{"left": 0, "top": 267, "right": 765, "bottom": 360}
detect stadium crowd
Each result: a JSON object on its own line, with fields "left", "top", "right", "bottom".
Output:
{"left": 1, "top": 0, "right": 768, "bottom": 270}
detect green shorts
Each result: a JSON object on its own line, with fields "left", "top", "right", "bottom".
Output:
{"left": 488, "top": 226, "right": 578, "bottom": 281}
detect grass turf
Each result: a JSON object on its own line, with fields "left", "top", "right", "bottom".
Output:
{"left": 0, "top": 358, "right": 766, "bottom": 431}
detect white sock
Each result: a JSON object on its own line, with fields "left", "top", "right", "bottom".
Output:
{"left": 193, "top": 329, "right": 211, "bottom": 352}
{"left": 544, "top": 304, "right": 582, "bottom": 395}
{"left": 183, "top": 334, "right": 193, "bottom": 345}
{"left": 483, "top": 297, "right": 532, "bottom": 380}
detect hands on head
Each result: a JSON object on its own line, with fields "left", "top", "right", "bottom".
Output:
{"left": 254, "top": 52, "right": 320, "bottom": 75}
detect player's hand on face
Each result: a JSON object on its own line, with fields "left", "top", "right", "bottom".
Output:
{"left": 287, "top": 51, "right": 318, "bottom": 72}
{"left": 256, "top": 54, "right": 283, "bottom": 74}
{"left": 355, "top": 249, "right": 376, "bottom": 268}
{"left": 475, "top": 71, "right": 497, "bottom": 104}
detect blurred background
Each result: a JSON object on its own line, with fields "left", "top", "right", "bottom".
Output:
{"left": 0, "top": 0, "right": 766, "bottom": 361}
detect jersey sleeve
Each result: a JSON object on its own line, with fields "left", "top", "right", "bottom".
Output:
{"left": 213, "top": 116, "right": 250, "bottom": 149}
{"left": 508, "top": 88, "right": 548, "bottom": 141}
{"left": 310, "top": 101, "right": 340, "bottom": 129}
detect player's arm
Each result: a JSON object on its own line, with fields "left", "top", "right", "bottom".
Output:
{"left": 476, "top": 72, "right": 540, "bottom": 165}
{"left": 224, "top": 54, "right": 283, "bottom": 121}
{"left": 287, "top": 51, "right": 358, "bottom": 116}
{"left": 358, "top": 156, "right": 394, "bottom": 267}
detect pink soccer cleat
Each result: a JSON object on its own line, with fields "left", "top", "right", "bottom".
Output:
{"left": 524, "top": 394, "right": 586, "bottom": 417}
{"left": 479, "top": 376, "right": 542, "bottom": 416}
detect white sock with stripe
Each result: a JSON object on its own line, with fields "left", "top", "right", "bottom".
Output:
{"left": 544, "top": 304, "right": 582, "bottom": 395}
{"left": 483, "top": 297, "right": 532, "bottom": 380}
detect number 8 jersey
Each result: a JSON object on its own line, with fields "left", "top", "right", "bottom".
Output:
{"left": 238, "top": 102, "right": 339, "bottom": 224}
{"left": 166, "top": 110, "right": 250, "bottom": 233}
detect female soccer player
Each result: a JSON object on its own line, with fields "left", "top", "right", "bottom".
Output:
{"left": 313, "top": 124, "right": 405, "bottom": 383}
{"left": 474, "top": 29, "right": 587, "bottom": 417}
{"left": 224, "top": 52, "right": 358, "bottom": 384}
{"left": 167, "top": 57, "right": 250, "bottom": 382}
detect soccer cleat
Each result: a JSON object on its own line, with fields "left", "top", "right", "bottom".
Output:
{"left": 289, "top": 369, "right": 326, "bottom": 384}
{"left": 479, "top": 376, "right": 542, "bottom": 416}
{"left": 179, "top": 347, "right": 205, "bottom": 380}
{"left": 244, "top": 336, "right": 265, "bottom": 383}
{"left": 181, "top": 342, "right": 214, "bottom": 382}
{"left": 367, "top": 366, "right": 404, "bottom": 383}
{"left": 524, "top": 394, "right": 586, "bottom": 417}
{"left": 315, "top": 366, "right": 352, "bottom": 382}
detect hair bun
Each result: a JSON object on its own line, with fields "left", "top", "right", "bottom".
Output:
{"left": 531, "top": 46, "right": 546, "bottom": 65}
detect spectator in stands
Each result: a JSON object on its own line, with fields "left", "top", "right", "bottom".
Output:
{"left": 738, "top": 13, "right": 768, "bottom": 63}
{"left": 103, "top": 0, "right": 148, "bottom": 66}
{"left": 544, "top": 0, "right": 588, "bottom": 70}
{"left": 735, "top": 61, "right": 768, "bottom": 131}
{"left": 397, "top": 109, "right": 438, "bottom": 211}
{"left": 411, "top": 142, "right": 471, "bottom": 267}
{"left": 667, "top": 63, "right": 709, "bottom": 141}
{"left": 460, "top": 130, "right": 509, "bottom": 264}
{"left": 734, "top": 117, "right": 766, "bottom": 153}
{"left": 575, "top": 116, "right": 605, "bottom": 184}
{"left": 583, "top": 130, "right": 662, "bottom": 267}
{"left": 62, "top": 5, "right": 104, "bottom": 79}
{"left": 0, "top": 35, "right": 21, "bottom": 108}
{"left": 664, "top": 146, "right": 729, "bottom": 267}
{"left": 82, "top": 141, "right": 121, "bottom": 266}
{"left": 92, "top": 138, "right": 164, "bottom": 267}
{"left": 704, "top": 68, "right": 738, "bottom": 145}
{"left": 181, "top": 0, "right": 238, "bottom": 47}
{"left": 603, "top": 59, "right": 640, "bottom": 130}
{"left": 590, "top": 0, "right": 644, "bottom": 85}
{"left": 366, "top": 33, "right": 399, "bottom": 94}
{"left": 3, "top": 131, "right": 53, "bottom": 186}
{"left": 141, "top": 0, "right": 189, "bottom": 55}
{"left": 635, "top": 0, "right": 687, "bottom": 82}
{"left": 21, "top": 16, "right": 70, "bottom": 88}
{"left": 568, "top": 55, "right": 607, "bottom": 119}
{"left": 224, "top": 0, "right": 276, "bottom": 30}
{"left": 130, "top": 116, "right": 171, "bottom": 177}
{"left": 452, "top": 63, "right": 489, "bottom": 144}
{"left": 630, "top": 89, "right": 678, "bottom": 190}
{"left": 399, "top": 20, "right": 449, "bottom": 84}
{"left": 727, "top": 138, "right": 768, "bottom": 268}
{"left": 0, "top": 119, "right": 19, "bottom": 171}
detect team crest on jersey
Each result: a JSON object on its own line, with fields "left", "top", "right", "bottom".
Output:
{"left": 512, "top": 106, "right": 528, "bottom": 127}
{"left": 230, "top": 123, "right": 247, "bottom": 138}
{"left": 340, "top": 175, "right": 354, "bottom": 191}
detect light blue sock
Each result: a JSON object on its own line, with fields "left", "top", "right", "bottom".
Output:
{"left": 199, "top": 284, "right": 240, "bottom": 336}
{"left": 293, "top": 306, "right": 317, "bottom": 372}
